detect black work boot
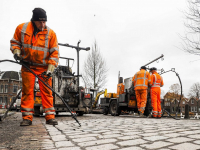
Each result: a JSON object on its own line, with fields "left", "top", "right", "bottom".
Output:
{"left": 139, "top": 113, "right": 146, "bottom": 118}
{"left": 20, "top": 119, "right": 32, "bottom": 126}
{"left": 46, "top": 119, "right": 58, "bottom": 125}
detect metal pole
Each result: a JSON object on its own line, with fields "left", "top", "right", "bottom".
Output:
{"left": 144, "top": 54, "right": 164, "bottom": 67}
{"left": 77, "top": 40, "right": 81, "bottom": 90}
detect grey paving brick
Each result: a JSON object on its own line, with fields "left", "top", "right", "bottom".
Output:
{"left": 117, "top": 139, "right": 148, "bottom": 146}
{"left": 120, "top": 147, "right": 145, "bottom": 150}
{"left": 72, "top": 136, "right": 97, "bottom": 142}
{"left": 164, "top": 133, "right": 184, "bottom": 137}
{"left": 141, "top": 141, "right": 173, "bottom": 149}
{"left": 166, "top": 137, "right": 194, "bottom": 143}
{"left": 117, "top": 135, "right": 140, "bottom": 140}
{"left": 188, "top": 134, "right": 200, "bottom": 139}
{"left": 58, "top": 147, "right": 81, "bottom": 150}
{"left": 50, "top": 134, "right": 67, "bottom": 142}
{"left": 144, "top": 135, "right": 169, "bottom": 141}
{"left": 55, "top": 141, "right": 74, "bottom": 148}
{"left": 193, "top": 140, "right": 200, "bottom": 145}
{"left": 78, "top": 139, "right": 117, "bottom": 147}
{"left": 69, "top": 133, "right": 100, "bottom": 139}
{"left": 85, "top": 143, "right": 119, "bottom": 150}
{"left": 169, "top": 142, "right": 200, "bottom": 150}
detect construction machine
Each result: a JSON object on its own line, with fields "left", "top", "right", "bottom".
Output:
{"left": 33, "top": 41, "right": 92, "bottom": 116}
{"left": 92, "top": 89, "right": 107, "bottom": 108}
{"left": 100, "top": 54, "right": 164, "bottom": 116}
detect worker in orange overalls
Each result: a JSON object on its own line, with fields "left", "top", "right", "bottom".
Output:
{"left": 149, "top": 67, "right": 164, "bottom": 118}
{"left": 10, "top": 8, "right": 59, "bottom": 126}
{"left": 132, "top": 66, "right": 151, "bottom": 117}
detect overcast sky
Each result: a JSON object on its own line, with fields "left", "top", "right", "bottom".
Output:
{"left": 0, "top": 0, "right": 199, "bottom": 97}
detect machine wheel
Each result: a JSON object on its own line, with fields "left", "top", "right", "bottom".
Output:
{"left": 109, "top": 100, "right": 120, "bottom": 116}
{"left": 103, "top": 107, "right": 109, "bottom": 115}
{"left": 76, "top": 111, "right": 84, "bottom": 116}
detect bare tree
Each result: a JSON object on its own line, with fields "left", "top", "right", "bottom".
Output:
{"left": 182, "top": 0, "right": 200, "bottom": 55}
{"left": 188, "top": 82, "right": 200, "bottom": 113}
{"left": 82, "top": 41, "right": 107, "bottom": 89}
{"left": 188, "top": 82, "right": 200, "bottom": 98}
{"left": 169, "top": 83, "right": 181, "bottom": 99}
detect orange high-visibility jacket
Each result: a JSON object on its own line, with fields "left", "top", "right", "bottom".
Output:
{"left": 10, "top": 22, "right": 59, "bottom": 67}
{"left": 150, "top": 72, "right": 164, "bottom": 88}
{"left": 132, "top": 69, "right": 151, "bottom": 90}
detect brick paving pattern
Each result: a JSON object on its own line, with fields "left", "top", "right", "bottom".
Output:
{"left": 42, "top": 115, "right": 200, "bottom": 150}
{"left": 1, "top": 112, "right": 200, "bottom": 150}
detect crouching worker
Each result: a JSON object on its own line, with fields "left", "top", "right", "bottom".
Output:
{"left": 149, "top": 67, "right": 164, "bottom": 118}
{"left": 10, "top": 8, "right": 59, "bottom": 126}
{"left": 132, "top": 66, "right": 151, "bottom": 118}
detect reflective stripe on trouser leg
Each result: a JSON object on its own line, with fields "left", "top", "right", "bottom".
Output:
{"left": 21, "top": 67, "right": 36, "bottom": 121}
{"left": 158, "top": 111, "right": 162, "bottom": 118}
{"left": 152, "top": 111, "right": 158, "bottom": 117}
{"left": 44, "top": 107, "right": 55, "bottom": 120}
{"left": 38, "top": 75, "right": 55, "bottom": 121}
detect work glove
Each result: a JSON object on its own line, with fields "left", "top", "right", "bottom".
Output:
{"left": 13, "top": 49, "right": 22, "bottom": 61}
{"left": 46, "top": 64, "right": 55, "bottom": 77}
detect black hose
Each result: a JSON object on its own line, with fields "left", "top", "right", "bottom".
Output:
{"left": 0, "top": 59, "right": 81, "bottom": 126}
{"left": 160, "top": 69, "right": 182, "bottom": 120}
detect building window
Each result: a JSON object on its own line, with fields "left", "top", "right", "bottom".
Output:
{"left": 0, "top": 85, "right": 4, "bottom": 93}
{"left": 4, "top": 97, "right": 7, "bottom": 104}
{"left": 191, "top": 99, "right": 194, "bottom": 104}
{"left": 182, "top": 107, "right": 184, "bottom": 112}
{"left": 4, "top": 85, "right": 8, "bottom": 93}
{"left": 0, "top": 97, "right": 3, "bottom": 103}
{"left": 13, "top": 85, "right": 18, "bottom": 93}
{"left": 183, "top": 101, "right": 185, "bottom": 104}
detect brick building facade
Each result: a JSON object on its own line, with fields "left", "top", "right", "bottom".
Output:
{"left": 163, "top": 92, "right": 200, "bottom": 115}
{"left": 0, "top": 71, "right": 22, "bottom": 108}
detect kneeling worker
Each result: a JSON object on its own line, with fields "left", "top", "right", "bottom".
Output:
{"left": 132, "top": 66, "right": 151, "bottom": 117}
{"left": 149, "top": 67, "right": 164, "bottom": 118}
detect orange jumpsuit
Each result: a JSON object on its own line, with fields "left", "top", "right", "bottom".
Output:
{"left": 150, "top": 72, "right": 164, "bottom": 118}
{"left": 10, "top": 22, "right": 59, "bottom": 121}
{"left": 132, "top": 69, "right": 151, "bottom": 114}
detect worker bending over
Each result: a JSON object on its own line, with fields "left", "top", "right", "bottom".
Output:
{"left": 149, "top": 67, "right": 164, "bottom": 118}
{"left": 10, "top": 8, "right": 59, "bottom": 126}
{"left": 132, "top": 66, "right": 151, "bottom": 117}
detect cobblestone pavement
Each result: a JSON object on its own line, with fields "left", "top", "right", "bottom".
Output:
{"left": 1, "top": 112, "right": 200, "bottom": 150}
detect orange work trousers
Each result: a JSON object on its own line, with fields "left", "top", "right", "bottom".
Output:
{"left": 135, "top": 89, "right": 147, "bottom": 114}
{"left": 21, "top": 66, "right": 55, "bottom": 121}
{"left": 151, "top": 87, "right": 161, "bottom": 118}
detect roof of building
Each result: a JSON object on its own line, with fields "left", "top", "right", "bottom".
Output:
{"left": 1, "top": 71, "right": 21, "bottom": 80}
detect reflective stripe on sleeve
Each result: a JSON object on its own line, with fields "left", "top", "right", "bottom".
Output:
{"left": 50, "top": 47, "right": 59, "bottom": 53}
{"left": 11, "top": 38, "right": 22, "bottom": 45}
{"left": 49, "top": 57, "right": 59, "bottom": 63}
